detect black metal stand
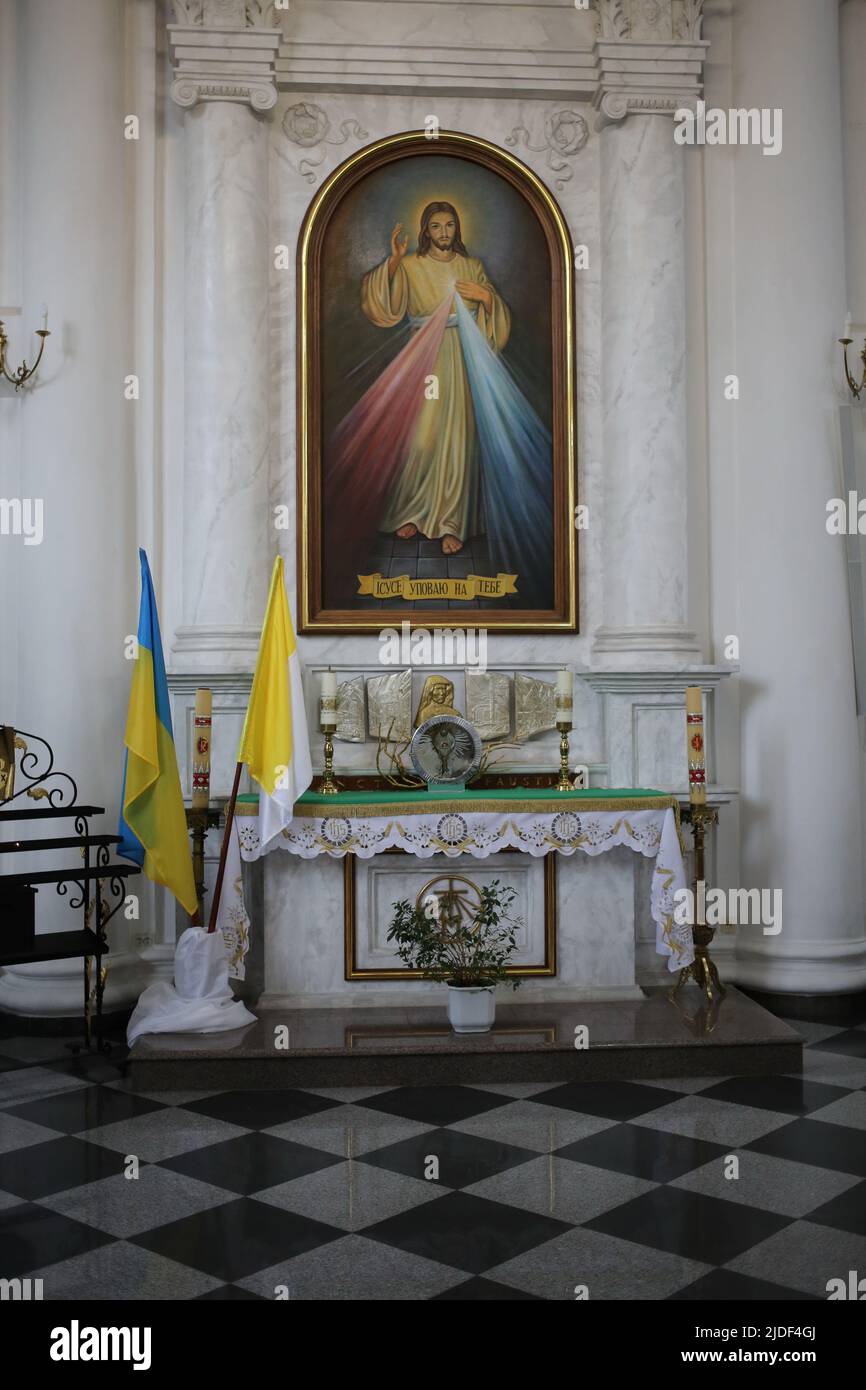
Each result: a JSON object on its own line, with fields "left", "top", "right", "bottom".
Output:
{"left": 0, "top": 729, "right": 140, "bottom": 1054}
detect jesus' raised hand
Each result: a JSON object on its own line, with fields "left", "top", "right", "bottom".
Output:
{"left": 387, "top": 223, "right": 409, "bottom": 278}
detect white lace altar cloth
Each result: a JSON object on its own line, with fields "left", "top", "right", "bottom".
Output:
{"left": 235, "top": 793, "right": 693, "bottom": 972}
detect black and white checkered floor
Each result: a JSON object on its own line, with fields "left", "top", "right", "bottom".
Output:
{"left": 1, "top": 1010, "right": 865, "bottom": 1301}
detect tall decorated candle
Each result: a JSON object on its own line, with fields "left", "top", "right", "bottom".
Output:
{"left": 321, "top": 669, "right": 337, "bottom": 729}
{"left": 555, "top": 667, "right": 573, "bottom": 724}
{"left": 685, "top": 686, "right": 706, "bottom": 804}
{"left": 191, "top": 687, "right": 212, "bottom": 809}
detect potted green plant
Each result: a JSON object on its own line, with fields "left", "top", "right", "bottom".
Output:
{"left": 386, "top": 880, "right": 522, "bottom": 1033}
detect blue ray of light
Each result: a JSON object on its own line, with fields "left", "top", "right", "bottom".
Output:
{"left": 454, "top": 294, "right": 554, "bottom": 602}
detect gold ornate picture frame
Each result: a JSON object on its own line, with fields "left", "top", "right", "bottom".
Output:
{"left": 344, "top": 848, "right": 557, "bottom": 982}
{"left": 297, "top": 130, "right": 577, "bottom": 633}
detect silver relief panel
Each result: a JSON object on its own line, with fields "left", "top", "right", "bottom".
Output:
{"left": 366, "top": 669, "right": 413, "bottom": 742}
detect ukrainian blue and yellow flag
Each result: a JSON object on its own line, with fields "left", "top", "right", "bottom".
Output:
{"left": 118, "top": 550, "right": 197, "bottom": 916}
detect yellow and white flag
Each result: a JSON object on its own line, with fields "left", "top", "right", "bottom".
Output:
{"left": 237, "top": 557, "right": 312, "bottom": 851}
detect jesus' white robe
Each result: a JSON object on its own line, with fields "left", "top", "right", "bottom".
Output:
{"left": 361, "top": 251, "right": 510, "bottom": 542}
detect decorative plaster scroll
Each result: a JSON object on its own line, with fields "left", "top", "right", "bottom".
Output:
{"left": 171, "top": 76, "right": 278, "bottom": 111}
{"left": 673, "top": 0, "right": 704, "bottom": 41}
{"left": 505, "top": 109, "right": 589, "bottom": 190}
{"left": 244, "top": 1, "right": 282, "bottom": 27}
{"left": 597, "top": 0, "right": 630, "bottom": 40}
{"left": 627, "top": 0, "right": 672, "bottom": 41}
{"left": 598, "top": 91, "right": 694, "bottom": 125}
{"left": 282, "top": 103, "right": 370, "bottom": 184}
{"left": 172, "top": 0, "right": 282, "bottom": 26}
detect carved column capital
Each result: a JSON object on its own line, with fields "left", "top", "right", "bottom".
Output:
{"left": 168, "top": 0, "right": 284, "bottom": 112}
{"left": 593, "top": 0, "right": 708, "bottom": 127}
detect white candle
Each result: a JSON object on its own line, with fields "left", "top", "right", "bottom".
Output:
{"left": 320, "top": 669, "right": 337, "bottom": 729}
{"left": 555, "top": 667, "right": 573, "bottom": 723}
{"left": 844, "top": 312, "right": 853, "bottom": 340}
{"left": 39, "top": 303, "right": 48, "bottom": 331}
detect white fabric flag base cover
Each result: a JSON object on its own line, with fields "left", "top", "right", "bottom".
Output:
{"left": 127, "top": 926, "right": 256, "bottom": 1046}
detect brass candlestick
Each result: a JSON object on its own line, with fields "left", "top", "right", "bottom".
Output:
{"left": 186, "top": 806, "right": 222, "bottom": 923}
{"left": 556, "top": 721, "right": 572, "bottom": 792}
{"left": 671, "top": 803, "right": 725, "bottom": 1004}
{"left": 320, "top": 726, "right": 340, "bottom": 795}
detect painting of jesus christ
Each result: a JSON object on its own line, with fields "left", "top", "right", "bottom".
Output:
{"left": 360, "top": 201, "right": 510, "bottom": 558}
{"left": 297, "top": 130, "right": 577, "bottom": 632}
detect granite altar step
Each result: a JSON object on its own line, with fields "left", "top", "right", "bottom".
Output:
{"left": 128, "top": 988, "right": 802, "bottom": 1090}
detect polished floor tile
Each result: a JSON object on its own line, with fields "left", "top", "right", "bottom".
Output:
{"left": 697, "top": 1074, "right": 850, "bottom": 1114}
{"left": 40, "top": 1165, "right": 234, "bottom": 1238}
{"left": 161, "top": 1131, "right": 343, "bottom": 1195}
{"left": 237, "top": 1232, "right": 465, "bottom": 1301}
{"left": 726, "top": 1220, "right": 866, "bottom": 1298}
{"left": 254, "top": 1158, "right": 443, "bottom": 1231}
{"left": 746, "top": 1117, "right": 866, "bottom": 1177}
{"left": 362, "top": 1190, "right": 571, "bottom": 1275}
{"left": 807, "top": 1091, "right": 866, "bottom": 1131}
{"left": 5, "top": 1084, "right": 165, "bottom": 1135}
{"left": 131, "top": 1196, "right": 344, "bottom": 1284}
{"left": 807, "top": 1179, "right": 866, "bottom": 1237}
{"left": 787, "top": 1050, "right": 866, "bottom": 1090}
{"left": 180, "top": 1089, "right": 341, "bottom": 1130}
{"left": 0, "top": 1111, "right": 62, "bottom": 1156}
{"left": 812, "top": 1029, "right": 866, "bottom": 1060}
{"left": 464, "top": 1154, "right": 657, "bottom": 1225}
{"left": 197, "top": 1283, "right": 266, "bottom": 1300}
{"left": 0, "top": 1065, "right": 91, "bottom": 1107}
{"left": 30, "top": 1238, "right": 222, "bottom": 1300}
{"left": 433, "top": 1275, "right": 544, "bottom": 1299}
{"left": 633, "top": 1095, "right": 792, "bottom": 1147}
{"left": 446, "top": 1099, "right": 618, "bottom": 1153}
{"left": 265, "top": 1103, "right": 436, "bottom": 1157}
{"left": 358, "top": 1085, "right": 510, "bottom": 1127}
{"left": 669, "top": 1267, "right": 819, "bottom": 1300}
{"left": 670, "top": 1148, "right": 863, "bottom": 1218}
{"left": 531, "top": 1081, "right": 684, "bottom": 1122}
{"left": 489, "top": 1224, "right": 710, "bottom": 1301}
{"left": 360, "top": 1127, "right": 536, "bottom": 1190}
{"left": 0, "top": 1201, "right": 114, "bottom": 1276}
{"left": 0, "top": 1135, "right": 126, "bottom": 1200}
{"left": 556, "top": 1122, "right": 727, "bottom": 1183}
{"left": 584, "top": 1186, "right": 791, "bottom": 1264}
{"left": 82, "top": 1107, "right": 250, "bottom": 1163}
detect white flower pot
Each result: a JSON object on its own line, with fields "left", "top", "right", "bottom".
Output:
{"left": 446, "top": 983, "right": 496, "bottom": 1034}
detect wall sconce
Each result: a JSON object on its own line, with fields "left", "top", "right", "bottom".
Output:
{"left": 839, "top": 314, "right": 865, "bottom": 401}
{"left": 0, "top": 308, "right": 50, "bottom": 390}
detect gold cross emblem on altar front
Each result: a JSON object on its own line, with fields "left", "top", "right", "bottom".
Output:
{"left": 416, "top": 874, "right": 483, "bottom": 933}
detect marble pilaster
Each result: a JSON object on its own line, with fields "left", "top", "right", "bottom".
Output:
{"left": 168, "top": 4, "right": 283, "bottom": 671}
{"left": 592, "top": 0, "right": 706, "bottom": 666}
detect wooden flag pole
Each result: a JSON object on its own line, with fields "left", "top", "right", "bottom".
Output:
{"left": 207, "top": 760, "right": 243, "bottom": 933}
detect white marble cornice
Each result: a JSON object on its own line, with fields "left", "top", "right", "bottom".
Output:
{"left": 262, "top": 2, "right": 707, "bottom": 107}
{"left": 169, "top": 0, "right": 284, "bottom": 111}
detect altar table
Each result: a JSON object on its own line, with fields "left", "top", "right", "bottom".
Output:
{"left": 234, "top": 787, "right": 693, "bottom": 972}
